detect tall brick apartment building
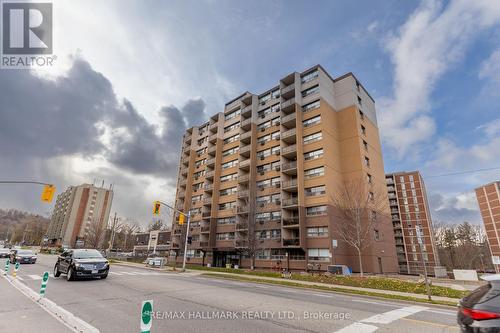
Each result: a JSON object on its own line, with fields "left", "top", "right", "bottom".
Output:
{"left": 475, "top": 181, "right": 500, "bottom": 271}
{"left": 170, "top": 65, "right": 398, "bottom": 273}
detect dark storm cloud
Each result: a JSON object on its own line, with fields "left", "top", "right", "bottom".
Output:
{"left": 0, "top": 57, "right": 207, "bottom": 179}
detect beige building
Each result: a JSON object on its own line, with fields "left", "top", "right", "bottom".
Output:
{"left": 475, "top": 181, "right": 500, "bottom": 271}
{"left": 46, "top": 183, "right": 114, "bottom": 248}
{"left": 386, "top": 171, "right": 439, "bottom": 275}
{"left": 171, "top": 65, "right": 398, "bottom": 273}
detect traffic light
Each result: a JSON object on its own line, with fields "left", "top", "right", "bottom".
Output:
{"left": 41, "top": 185, "right": 56, "bottom": 203}
{"left": 187, "top": 236, "right": 192, "bottom": 245}
{"left": 153, "top": 201, "right": 161, "bottom": 215}
{"left": 179, "top": 214, "right": 185, "bottom": 225}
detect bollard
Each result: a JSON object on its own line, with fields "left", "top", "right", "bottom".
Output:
{"left": 39, "top": 271, "right": 49, "bottom": 297}
{"left": 4, "top": 260, "right": 9, "bottom": 276}
{"left": 140, "top": 300, "right": 153, "bottom": 333}
{"left": 12, "top": 262, "right": 19, "bottom": 279}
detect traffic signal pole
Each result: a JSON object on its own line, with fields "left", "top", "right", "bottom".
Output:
{"left": 156, "top": 201, "right": 190, "bottom": 272}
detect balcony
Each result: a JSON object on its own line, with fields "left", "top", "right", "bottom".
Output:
{"left": 178, "top": 190, "right": 185, "bottom": 198}
{"left": 201, "top": 226, "right": 211, "bottom": 233}
{"left": 181, "top": 156, "right": 189, "bottom": 166}
{"left": 387, "top": 186, "right": 395, "bottom": 192}
{"left": 203, "top": 197, "right": 212, "bottom": 206}
{"left": 207, "top": 158, "right": 215, "bottom": 167}
{"left": 236, "top": 222, "right": 248, "bottom": 230}
{"left": 176, "top": 204, "right": 184, "bottom": 211}
{"left": 240, "top": 145, "right": 251, "bottom": 157}
{"left": 283, "top": 238, "right": 300, "bottom": 246}
{"left": 390, "top": 200, "right": 398, "bottom": 206}
{"left": 184, "top": 133, "right": 192, "bottom": 143}
{"left": 281, "top": 144, "right": 297, "bottom": 158}
{"left": 204, "top": 183, "right": 214, "bottom": 192}
{"left": 281, "top": 113, "right": 296, "bottom": 128}
{"left": 282, "top": 216, "right": 299, "bottom": 226}
{"left": 202, "top": 211, "right": 211, "bottom": 218}
{"left": 208, "top": 145, "right": 217, "bottom": 155}
{"left": 209, "top": 133, "right": 218, "bottom": 143}
{"left": 241, "top": 118, "right": 252, "bottom": 130}
{"left": 235, "top": 240, "right": 248, "bottom": 248}
{"left": 209, "top": 122, "right": 218, "bottom": 132}
{"left": 179, "top": 178, "right": 187, "bottom": 187}
{"left": 392, "top": 215, "right": 400, "bottom": 221}
{"left": 282, "top": 197, "right": 298, "bottom": 207}
{"left": 282, "top": 161, "right": 297, "bottom": 175}
{"left": 241, "top": 105, "right": 252, "bottom": 117}
{"left": 239, "top": 159, "right": 250, "bottom": 170}
{"left": 281, "top": 98, "right": 296, "bottom": 114}
{"left": 281, "top": 83, "right": 295, "bottom": 99}
{"left": 281, "top": 128, "right": 296, "bottom": 143}
{"left": 238, "top": 174, "right": 249, "bottom": 183}
{"left": 282, "top": 179, "right": 298, "bottom": 190}
{"left": 200, "top": 241, "right": 210, "bottom": 247}
{"left": 237, "top": 190, "right": 249, "bottom": 198}
{"left": 237, "top": 206, "right": 249, "bottom": 214}
{"left": 205, "top": 170, "right": 214, "bottom": 179}
{"left": 171, "top": 243, "right": 180, "bottom": 249}
{"left": 240, "top": 131, "right": 251, "bottom": 143}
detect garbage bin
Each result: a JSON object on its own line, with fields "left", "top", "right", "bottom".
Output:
{"left": 225, "top": 263, "right": 231, "bottom": 269}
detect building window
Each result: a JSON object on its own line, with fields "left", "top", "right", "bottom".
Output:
{"left": 301, "top": 70, "right": 319, "bottom": 84}
{"left": 222, "top": 146, "right": 239, "bottom": 156}
{"left": 217, "top": 217, "right": 236, "bottom": 225}
{"left": 259, "top": 93, "right": 271, "bottom": 105}
{"left": 364, "top": 156, "right": 370, "bottom": 167}
{"left": 223, "top": 134, "right": 239, "bottom": 144}
{"left": 305, "top": 185, "right": 326, "bottom": 197}
{"left": 361, "top": 125, "right": 366, "bottom": 135}
{"left": 224, "top": 109, "right": 240, "bottom": 121}
{"left": 219, "top": 187, "right": 237, "bottom": 196}
{"left": 308, "top": 248, "right": 330, "bottom": 261}
{"left": 304, "top": 149, "right": 323, "bottom": 161}
{"left": 359, "top": 109, "right": 364, "bottom": 120}
{"left": 367, "top": 173, "right": 372, "bottom": 184}
{"left": 362, "top": 140, "right": 368, "bottom": 151}
{"left": 302, "top": 100, "right": 320, "bottom": 112}
{"left": 304, "top": 166, "right": 324, "bottom": 179}
{"left": 224, "top": 122, "right": 240, "bottom": 133}
{"left": 306, "top": 205, "right": 327, "bottom": 216}
{"left": 220, "top": 173, "right": 238, "bottom": 182}
{"left": 218, "top": 202, "right": 236, "bottom": 210}
{"left": 307, "top": 227, "right": 328, "bottom": 238}
{"left": 221, "top": 159, "right": 238, "bottom": 169}
{"left": 374, "top": 229, "right": 381, "bottom": 241}
{"left": 271, "top": 89, "right": 280, "bottom": 99}
{"left": 301, "top": 85, "right": 319, "bottom": 98}
{"left": 216, "top": 232, "right": 235, "bottom": 240}
{"left": 303, "top": 115, "right": 321, "bottom": 127}
{"left": 303, "top": 132, "right": 322, "bottom": 145}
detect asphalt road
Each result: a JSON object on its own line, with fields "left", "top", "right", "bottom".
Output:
{"left": 1, "top": 254, "right": 461, "bottom": 333}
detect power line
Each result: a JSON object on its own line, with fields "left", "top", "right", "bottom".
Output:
{"left": 426, "top": 166, "right": 500, "bottom": 179}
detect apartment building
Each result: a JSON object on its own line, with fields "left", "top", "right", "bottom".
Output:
{"left": 46, "top": 183, "right": 114, "bottom": 248}
{"left": 385, "top": 171, "right": 439, "bottom": 275}
{"left": 133, "top": 230, "right": 171, "bottom": 256}
{"left": 475, "top": 181, "right": 500, "bottom": 271}
{"left": 171, "top": 65, "right": 398, "bottom": 273}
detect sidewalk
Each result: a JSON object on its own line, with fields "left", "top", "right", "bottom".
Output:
{"left": 112, "top": 261, "right": 461, "bottom": 304}
{"left": 0, "top": 275, "right": 72, "bottom": 333}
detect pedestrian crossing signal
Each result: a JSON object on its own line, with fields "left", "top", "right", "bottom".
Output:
{"left": 41, "top": 185, "right": 56, "bottom": 203}
{"left": 179, "top": 214, "right": 185, "bottom": 225}
{"left": 153, "top": 201, "right": 161, "bottom": 215}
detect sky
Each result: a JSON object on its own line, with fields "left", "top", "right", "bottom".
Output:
{"left": 0, "top": 0, "right": 499, "bottom": 229}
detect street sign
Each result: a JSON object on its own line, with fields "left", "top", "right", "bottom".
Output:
{"left": 40, "top": 271, "right": 49, "bottom": 297}
{"left": 41, "top": 185, "right": 56, "bottom": 202}
{"left": 141, "top": 300, "right": 153, "bottom": 333}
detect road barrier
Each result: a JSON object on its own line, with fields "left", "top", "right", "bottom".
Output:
{"left": 12, "top": 262, "right": 19, "bottom": 279}
{"left": 39, "top": 271, "right": 49, "bottom": 297}
{"left": 141, "top": 300, "right": 153, "bottom": 333}
{"left": 4, "top": 260, "right": 9, "bottom": 275}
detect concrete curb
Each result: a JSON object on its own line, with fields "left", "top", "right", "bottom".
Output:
{"left": 3, "top": 274, "right": 100, "bottom": 333}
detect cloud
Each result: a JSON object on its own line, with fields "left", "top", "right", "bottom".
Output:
{"left": 378, "top": 0, "right": 500, "bottom": 157}
{"left": 475, "top": 118, "right": 500, "bottom": 138}
{"left": 428, "top": 191, "right": 481, "bottom": 224}
{"left": 479, "top": 48, "right": 500, "bottom": 83}
{"left": 0, "top": 56, "right": 205, "bottom": 224}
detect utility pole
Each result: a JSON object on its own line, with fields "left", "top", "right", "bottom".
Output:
{"left": 182, "top": 211, "right": 191, "bottom": 271}
{"left": 107, "top": 212, "right": 118, "bottom": 255}
{"left": 416, "top": 225, "right": 432, "bottom": 301}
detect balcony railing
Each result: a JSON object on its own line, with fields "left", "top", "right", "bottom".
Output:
{"left": 238, "top": 174, "right": 249, "bottom": 183}
{"left": 282, "top": 144, "right": 297, "bottom": 155}
{"left": 281, "top": 98, "right": 295, "bottom": 112}
{"left": 241, "top": 118, "right": 251, "bottom": 129}
{"left": 200, "top": 241, "right": 209, "bottom": 247}
{"left": 239, "top": 159, "right": 250, "bottom": 169}
{"left": 282, "top": 197, "right": 298, "bottom": 207}
{"left": 237, "top": 190, "right": 249, "bottom": 198}
{"left": 282, "top": 179, "right": 298, "bottom": 189}
{"left": 209, "top": 122, "right": 218, "bottom": 131}
{"left": 241, "top": 105, "right": 252, "bottom": 116}
{"left": 281, "top": 128, "right": 296, "bottom": 140}
{"left": 240, "top": 131, "right": 251, "bottom": 141}
{"left": 236, "top": 222, "right": 248, "bottom": 230}
{"left": 235, "top": 240, "right": 248, "bottom": 247}
{"left": 240, "top": 145, "right": 251, "bottom": 155}
{"left": 237, "top": 206, "right": 249, "bottom": 214}
{"left": 282, "top": 217, "right": 299, "bottom": 226}
{"left": 201, "top": 226, "right": 211, "bottom": 232}
{"left": 283, "top": 238, "right": 300, "bottom": 246}
{"left": 203, "top": 198, "right": 212, "bottom": 205}
{"left": 179, "top": 179, "right": 187, "bottom": 186}
{"left": 281, "top": 83, "right": 295, "bottom": 96}
{"left": 207, "top": 158, "right": 215, "bottom": 166}
{"left": 208, "top": 145, "right": 217, "bottom": 154}
{"left": 282, "top": 161, "right": 297, "bottom": 172}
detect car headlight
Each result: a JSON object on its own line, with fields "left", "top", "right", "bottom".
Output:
{"left": 75, "top": 263, "right": 83, "bottom": 268}
{"left": 16, "top": 256, "right": 21, "bottom": 260}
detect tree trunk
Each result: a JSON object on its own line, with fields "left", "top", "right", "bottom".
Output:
{"left": 251, "top": 255, "right": 255, "bottom": 270}
{"left": 357, "top": 248, "right": 364, "bottom": 277}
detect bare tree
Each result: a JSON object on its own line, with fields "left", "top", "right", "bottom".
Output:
{"left": 86, "top": 217, "right": 107, "bottom": 249}
{"left": 237, "top": 197, "right": 258, "bottom": 270}
{"left": 330, "top": 178, "right": 388, "bottom": 276}
{"left": 120, "top": 221, "right": 141, "bottom": 251}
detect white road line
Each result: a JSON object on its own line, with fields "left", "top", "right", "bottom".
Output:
{"left": 313, "top": 293, "right": 333, "bottom": 298}
{"left": 361, "top": 305, "right": 428, "bottom": 324}
{"left": 351, "top": 299, "right": 400, "bottom": 307}
{"left": 27, "top": 274, "right": 42, "bottom": 280}
{"left": 16, "top": 276, "right": 23, "bottom": 281}
{"left": 334, "top": 322, "right": 378, "bottom": 333}
{"left": 109, "top": 271, "right": 123, "bottom": 275}
{"left": 118, "top": 271, "right": 137, "bottom": 275}
{"left": 425, "top": 309, "right": 456, "bottom": 316}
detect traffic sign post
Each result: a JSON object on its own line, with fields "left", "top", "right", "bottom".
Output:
{"left": 13, "top": 262, "right": 19, "bottom": 279}
{"left": 39, "top": 271, "right": 49, "bottom": 297}
{"left": 4, "top": 260, "right": 9, "bottom": 275}
{"left": 140, "top": 300, "right": 153, "bottom": 333}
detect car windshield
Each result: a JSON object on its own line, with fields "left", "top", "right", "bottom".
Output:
{"left": 73, "top": 249, "right": 104, "bottom": 259}
{"left": 17, "top": 250, "right": 34, "bottom": 255}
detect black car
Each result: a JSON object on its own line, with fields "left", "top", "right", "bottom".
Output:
{"left": 458, "top": 275, "right": 500, "bottom": 332}
{"left": 54, "top": 249, "right": 109, "bottom": 281}
{"left": 10, "top": 249, "right": 37, "bottom": 264}
{"left": 0, "top": 248, "right": 10, "bottom": 258}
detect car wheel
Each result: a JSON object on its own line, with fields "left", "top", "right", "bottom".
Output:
{"left": 53, "top": 264, "right": 61, "bottom": 277}
{"left": 66, "top": 267, "right": 74, "bottom": 281}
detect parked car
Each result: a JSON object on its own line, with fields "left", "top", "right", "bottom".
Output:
{"left": 0, "top": 248, "right": 11, "bottom": 258}
{"left": 458, "top": 274, "right": 500, "bottom": 332}
{"left": 53, "top": 249, "right": 109, "bottom": 281}
{"left": 10, "top": 249, "right": 37, "bottom": 264}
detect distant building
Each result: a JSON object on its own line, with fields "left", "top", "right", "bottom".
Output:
{"left": 133, "top": 230, "right": 171, "bottom": 256}
{"left": 475, "top": 181, "right": 500, "bottom": 271}
{"left": 385, "top": 171, "right": 439, "bottom": 275}
{"left": 46, "top": 183, "right": 114, "bottom": 248}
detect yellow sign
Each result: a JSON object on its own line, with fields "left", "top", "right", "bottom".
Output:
{"left": 153, "top": 201, "right": 161, "bottom": 215}
{"left": 41, "top": 185, "right": 55, "bottom": 203}
{"left": 179, "top": 214, "right": 185, "bottom": 225}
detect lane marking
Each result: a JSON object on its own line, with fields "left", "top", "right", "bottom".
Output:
{"left": 425, "top": 309, "right": 456, "bottom": 316}
{"left": 400, "top": 317, "right": 460, "bottom": 330}
{"left": 17, "top": 276, "right": 24, "bottom": 281}
{"left": 361, "top": 305, "right": 428, "bottom": 324}
{"left": 109, "top": 272, "right": 123, "bottom": 275}
{"left": 28, "top": 274, "right": 42, "bottom": 280}
{"left": 313, "top": 293, "right": 333, "bottom": 298}
{"left": 334, "top": 322, "right": 378, "bottom": 333}
{"left": 118, "top": 271, "right": 137, "bottom": 275}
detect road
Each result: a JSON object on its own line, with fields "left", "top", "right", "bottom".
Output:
{"left": 1, "top": 254, "right": 461, "bottom": 333}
